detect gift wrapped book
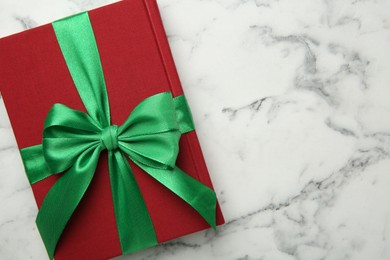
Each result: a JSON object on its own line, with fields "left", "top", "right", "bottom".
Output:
{"left": 0, "top": 0, "right": 224, "bottom": 259}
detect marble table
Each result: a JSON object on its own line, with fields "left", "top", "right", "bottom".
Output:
{"left": 1, "top": 0, "right": 390, "bottom": 259}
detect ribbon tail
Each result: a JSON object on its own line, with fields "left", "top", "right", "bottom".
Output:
{"left": 137, "top": 164, "right": 217, "bottom": 230}
{"left": 108, "top": 150, "right": 158, "bottom": 254}
{"left": 36, "top": 146, "right": 101, "bottom": 259}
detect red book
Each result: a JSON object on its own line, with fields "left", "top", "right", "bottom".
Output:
{"left": 0, "top": 0, "right": 224, "bottom": 259}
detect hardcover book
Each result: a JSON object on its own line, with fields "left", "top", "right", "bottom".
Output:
{"left": 0, "top": 0, "right": 224, "bottom": 259}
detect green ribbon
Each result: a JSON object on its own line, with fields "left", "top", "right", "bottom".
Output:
{"left": 20, "top": 12, "right": 216, "bottom": 259}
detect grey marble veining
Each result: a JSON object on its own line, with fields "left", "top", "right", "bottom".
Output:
{"left": 1, "top": 0, "right": 390, "bottom": 259}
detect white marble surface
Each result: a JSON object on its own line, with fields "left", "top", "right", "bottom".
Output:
{"left": 1, "top": 0, "right": 390, "bottom": 259}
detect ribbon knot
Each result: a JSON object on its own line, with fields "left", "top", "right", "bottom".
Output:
{"left": 101, "top": 125, "right": 118, "bottom": 151}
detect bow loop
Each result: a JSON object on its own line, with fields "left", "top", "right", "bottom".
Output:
{"left": 117, "top": 92, "right": 181, "bottom": 169}
{"left": 118, "top": 92, "right": 179, "bottom": 137}
{"left": 118, "top": 131, "right": 180, "bottom": 170}
{"left": 42, "top": 103, "right": 103, "bottom": 174}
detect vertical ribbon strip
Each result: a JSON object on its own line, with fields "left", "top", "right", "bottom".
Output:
{"left": 20, "top": 12, "right": 217, "bottom": 259}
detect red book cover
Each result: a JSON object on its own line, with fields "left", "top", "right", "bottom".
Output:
{"left": 0, "top": 0, "right": 224, "bottom": 259}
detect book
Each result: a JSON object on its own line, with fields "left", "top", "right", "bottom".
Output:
{"left": 0, "top": 0, "right": 224, "bottom": 259}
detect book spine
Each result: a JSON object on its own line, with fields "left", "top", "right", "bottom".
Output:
{"left": 142, "top": 0, "right": 216, "bottom": 189}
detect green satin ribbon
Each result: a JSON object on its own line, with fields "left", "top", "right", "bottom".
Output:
{"left": 20, "top": 12, "right": 216, "bottom": 259}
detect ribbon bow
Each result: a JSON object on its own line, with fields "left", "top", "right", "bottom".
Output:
{"left": 43, "top": 92, "right": 181, "bottom": 174}
{"left": 20, "top": 12, "right": 216, "bottom": 259}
